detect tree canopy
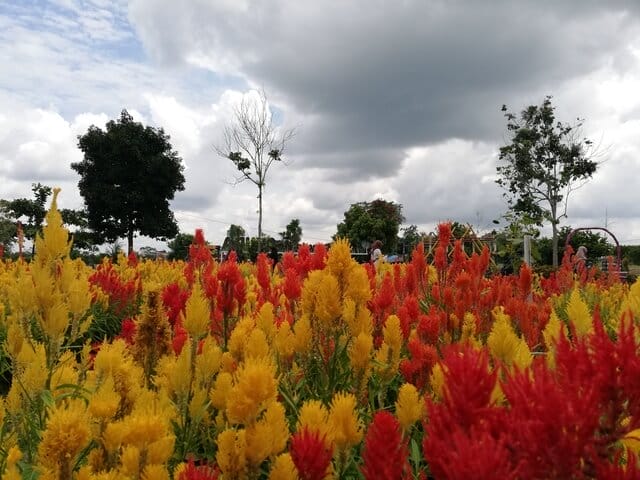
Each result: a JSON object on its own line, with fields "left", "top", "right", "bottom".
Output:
{"left": 335, "top": 199, "right": 404, "bottom": 252}
{"left": 73, "top": 110, "right": 185, "bottom": 254}
{"left": 497, "top": 96, "right": 598, "bottom": 267}
{"left": 280, "top": 218, "right": 302, "bottom": 251}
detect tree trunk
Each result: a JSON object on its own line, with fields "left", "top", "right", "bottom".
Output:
{"left": 552, "top": 222, "right": 559, "bottom": 269}
{"left": 258, "top": 184, "right": 263, "bottom": 252}
{"left": 127, "top": 229, "right": 134, "bottom": 256}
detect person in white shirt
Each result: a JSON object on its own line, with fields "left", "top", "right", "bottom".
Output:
{"left": 370, "top": 240, "right": 383, "bottom": 269}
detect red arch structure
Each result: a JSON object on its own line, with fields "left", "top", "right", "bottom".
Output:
{"left": 565, "top": 227, "right": 622, "bottom": 271}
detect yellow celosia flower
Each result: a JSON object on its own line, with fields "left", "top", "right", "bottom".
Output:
{"left": 487, "top": 307, "right": 532, "bottom": 370}
{"left": 226, "top": 357, "right": 278, "bottom": 424}
{"left": 315, "top": 273, "right": 342, "bottom": 329}
{"left": 383, "top": 315, "right": 403, "bottom": 355}
{"left": 349, "top": 332, "right": 373, "bottom": 372}
{"left": 183, "top": 279, "right": 210, "bottom": 338}
{"left": 216, "top": 428, "right": 248, "bottom": 479}
{"left": 145, "top": 435, "right": 175, "bottom": 465}
{"left": 89, "top": 375, "right": 120, "bottom": 420}
{"left": 210, "top": 371, "right": 234, "bottom": 411}
{"left": 293, "top": 315, "right": 312, "bottom": 354}
{"left": 429, "top": 363, "right": 445, "bottom": 400}
{"left": 566, "top": 288, "right": 593, "bottom": 338}
{"left": 38, "top": 399, "right": 91, "bottom": 476}
{"left": 2, "top": 446, "right": 22, "bottom": 480}
{"left": 275, "top": 321, "right": 295, "bottom": 360}
{"left": 141, "top": 464, "right": 170, "bottom": 480}
{"left": 343, "top": 263, "right": 372, "bottom": 306}
{"left": 5, "top": 320, "right": 23, "bottom": 359}
{"left": 326, "top": 238, "right": 355, "bottom": 291}
{"left": 34, "top": 188, "right": 72, "bottom": 264}
{"left": 256, "top": 302, "right": 277, "bottom": 341}
{"left": 195, "top": 336, "right": 223, "bottom": 386}
{"left": 543, "top": 311, "right": 567, "bottom": 369}
{"left": 297, "top": 400, "right": 332, "bottom": 447}
{"left": 621, "top": 428, "right": 640, "bottom": 455}
{"left": 328, "top": 391, "right": 362, "bottom": 450}
{"left": 245, "top": 328, "right": 270, "bottom": 360}
{"left": 395, "top": 383, "right": 424, "bottom": 431}
{"left": 120, "top": 445, "right": 142, "bottom": 477}
{"left": 189, "top": 387, "right": 209, "bottom": 423}
{"left": 228, "top": 316, "right": 255, "bottom": 360}
{"left": 269, "top": 453, "right": 298, "bottom": 480}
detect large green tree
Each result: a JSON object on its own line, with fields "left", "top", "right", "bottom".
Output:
{"left": 497, "top": 96, "right": 598, "bottom": 267}
{"left": 217, "top": 90, "right": 295, "bottom": 251}
{"left": 73, "top": 110, "right": 186, "bottom": 254}
{"left": 335, "top": 199, "right": 404, "bottom": 252}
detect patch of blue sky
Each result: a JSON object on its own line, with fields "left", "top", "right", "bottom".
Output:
{"left": 3, "top": 0, "right": 145, "bottom": 62}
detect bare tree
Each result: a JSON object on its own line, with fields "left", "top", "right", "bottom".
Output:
{"left": 216, "top": 89, "right": 295, "bottom": 250}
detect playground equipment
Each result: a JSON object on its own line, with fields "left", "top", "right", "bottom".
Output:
{"left": 565, "top": 227, "right": 626, "bottom": 280}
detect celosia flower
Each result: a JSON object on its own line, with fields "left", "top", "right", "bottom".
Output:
{"left": 349, "top": 332, "right": 373, "bottom": 372}
{"left": 487, "top": 307, "right": 532, "bottom": 370}
{"left": 395, "top": 383, "right": 424, "bottom": 431}
{"left": 290, "top": 428, "right": 333, "bottom": 480}
{"left": 183, "top": 278, "right": 210, "bottom": 338}
{"left": 178, "top": 459, "right": 219, "bottom": 480}
{"left": 226, "top": 357, "right": 277, "bottom": 424}
{"left": 297, "top": 400, "right": 332, "bottom": 447}
{"left": 216, "top": 428, "right": 248, "bottom": 479}
{"left": 566, "top": 287, "right": 593, "bottom": 338}
{"left": 361, "top": 411, "right": 410, "bottom": 480}
{"left": 38, "top": 399, "right": 91, "bottom": 477}
{"left": 328, "top": 391, "right": 362, "bottom": 450}
{"left": 269, "top": 453, "right": 298, "bottom": 480}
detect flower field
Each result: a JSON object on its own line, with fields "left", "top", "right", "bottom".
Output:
{"left": 1, "top": 190, "right": 640, "bottom": 480}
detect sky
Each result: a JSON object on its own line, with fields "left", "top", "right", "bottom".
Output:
{"left": 2, "top": 0, "right": 640, "bottom": 251}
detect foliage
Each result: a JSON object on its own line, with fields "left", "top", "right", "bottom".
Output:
{"left": 399, "top": 224, "right": 423, "bottom": 256}
{"left": 168, "top": 232, "right": 195, "bottom": 261}
{"left": 335, "top": 198, "right": 405, "bottom": 252}
{"left": 280, "top": 218, "right": 302, "bottom": 252}
{"left": 497, "top": 96, "right": 598, "bottom": 267}
{"left": 73, "top": 110, "right": 186, "bottom": 254}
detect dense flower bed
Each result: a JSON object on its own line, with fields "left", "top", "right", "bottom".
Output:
{"left": 0, "top": 190, "right": 639, "bottom": 479}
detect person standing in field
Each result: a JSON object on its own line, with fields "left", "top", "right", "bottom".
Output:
{"left": 573, "top": 245, "right": 588, "bottom": 272}
{"left": 370, "top": 240, "right": 383, "bottom": 269}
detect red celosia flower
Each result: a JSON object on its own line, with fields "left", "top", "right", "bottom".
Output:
{"left": 256, "top": 252, "right": 271, "bottom": 296}
{"left": 361, "top": 411, "right": 410, "bottom": 480}
{"left": 283, "top": 267, "right": 302, "bottom": 301}
{"left": 178, "top": 458, "right": 219, "bottom": 480}
{"left": 162, "top": 282, "right": 189, "bottom": 326}
{"left": 310, "top": 243, "right": 327, "bottom": 270}
{"left": 118, "top": 318, "right": 136, "bottom": 345}
{"left": 290, "top": 428, "right": 333, "bottom": 480}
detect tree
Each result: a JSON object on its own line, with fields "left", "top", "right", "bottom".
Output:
{"left": 73, "top": 110, "right": 186, "bottom": 254}
{"left": 280, "top": 218, "right": 302, "bottom": 252}
{"left": 223, "top": 224, "right": 248, "bottom": 260}
{"left": 398, "top": 224, "right": 423, "bottom": 256}
{"left": 497, "top": 96, "right": 598, "bottom": 267}
{"left": 217, "top": 89, "right": 295, "bottom": 250}
{"left": 335, "top": 199, "right": 404, "bottom": 252}
{"left": 168, "top": 232, "right": 195, "bottom": 261}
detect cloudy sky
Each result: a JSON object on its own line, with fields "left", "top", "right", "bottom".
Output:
{"left": 2, "top": 0, "right": 640, "bottom": 250}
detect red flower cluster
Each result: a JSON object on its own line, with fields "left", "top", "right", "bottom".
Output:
{"left": 361, "top": 411, "right": 411, "bottom": 480}
{"left": 290, "top": 428, "right": 333, "bottom": 480}
{"left": 423, "top": 320, "right": 640, "bottom": 479}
